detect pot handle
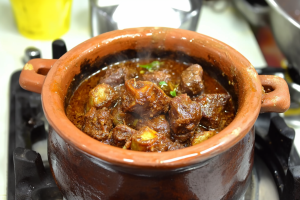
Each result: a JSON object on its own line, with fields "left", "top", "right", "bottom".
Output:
{"left": 259, "top": 75, "right": 290, "bottom": 113}
{"left": 19, "top": 59, "right": 57, "bottom": 94}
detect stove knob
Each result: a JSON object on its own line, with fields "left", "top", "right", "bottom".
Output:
{"left": 52, "top": 39, "right": 67, "bottom": 59}
{"left": 23, "top": 47, "right": 41, "bottom": 64}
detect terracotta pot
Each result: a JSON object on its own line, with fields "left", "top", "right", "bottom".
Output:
{"left": 19, "top": 27, "right": 290, "bottom": 200}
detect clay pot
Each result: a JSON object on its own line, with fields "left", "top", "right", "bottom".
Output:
{"left": 19, "top": 27, "right": 290, "bottom": 200}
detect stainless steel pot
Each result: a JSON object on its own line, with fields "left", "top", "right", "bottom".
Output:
{"left": 89, "top": 0, "right": 202, "bottom": 37}
{"left": 265, "top": 0, "right": 300, "bottom": 79}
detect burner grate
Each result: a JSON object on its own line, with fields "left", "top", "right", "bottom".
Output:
{"left": 7, "top": 71, "right": 62, "bottom": 200}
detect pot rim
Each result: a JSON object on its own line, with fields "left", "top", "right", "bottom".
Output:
{"left": 41, "top": 27, "right": 261, "bottom": 169}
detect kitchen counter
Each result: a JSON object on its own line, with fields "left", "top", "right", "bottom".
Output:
{"left": 0, "top": 0, "right": 295, "bottom": 199}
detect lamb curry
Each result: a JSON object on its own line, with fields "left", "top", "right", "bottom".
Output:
{"left": 66, "top": 59, "right": 235, "bottom": 152}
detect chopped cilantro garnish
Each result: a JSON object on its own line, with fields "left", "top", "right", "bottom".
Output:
{"left": 170, "top": 90, "right": 176, "bottom": 97}
{"left": 151, "top": 61, "right": 162, "bottom": 66}
{"left": 159, "top": 81, "right": 168, "bottom": 87}
{"left": 139, "top": 64, "right": 152, "bottom": 70}
{"left": 139, "top": 61, "right": 164, "bottom": 70}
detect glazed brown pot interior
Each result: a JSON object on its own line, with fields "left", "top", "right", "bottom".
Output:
{"left": 19, "top": 27, "right": 290, "bottom": 169}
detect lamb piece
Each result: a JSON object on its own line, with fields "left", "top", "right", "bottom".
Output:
{"left": 142, "top": 71, "right": 171, "bottom": 85}
{"left": 173, "top": 132, "right": 195, "bottom": 143}
{"left": 110, "top": 104, "right": 136, "bottom": 127}
{"left": 136, "top": 115, "right": 170, "bottom": 138}
{"left": 111, "top": 124, "right": 137, "bottom": 148}
{"left": 169, "top": 94, "right": 202, "bottom": 142}
{"left": 166, "top": 141, "right": 184, "bottom": 151}
{"left": 110, "top": 104, "right": 124, "bottom": 126}
{"left": 131, "top": 126, "right": 183, "bottom": 152}
{"left": 131, "top": 126, "right": 160, "bottom": 151}
{"left": 179, "top": 64, "right": 204, "bottom": 96}
{"left": 193, "top": 93, "right": 232, "bottom": 130}
{"left": 122, "top": 79, "right": 171, "bottom": 118}
{"left": 99, "top": 66, "right": 138, "bottom": 87}
{"left": 191, "top": 128, "right": 217, "bottom": 146}
{"left": 150, "top": 137, "right": 184, "bottom": 152}
{"left": 82, "top": 107, "right": 113, "bottom": 142}
{"left": 86, "top": 83, "right": 118, "bottom": 112}
{"left": 114, "top": 84, "right": 126, "bottom": 99}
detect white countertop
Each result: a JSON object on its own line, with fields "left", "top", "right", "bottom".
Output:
{"left": 0, "top": 0, "right": 297, "bottom": 199}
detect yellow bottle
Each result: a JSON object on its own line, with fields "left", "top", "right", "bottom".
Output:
{"left": 10, "top": 0, "right": 72, "bottom": 40}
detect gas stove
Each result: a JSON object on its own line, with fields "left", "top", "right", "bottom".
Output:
{"left": 7, "top": 68, "right": 300, "bottom": 200}
{"left": 6, "top": 30, "right": 300, "bottom": 199}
